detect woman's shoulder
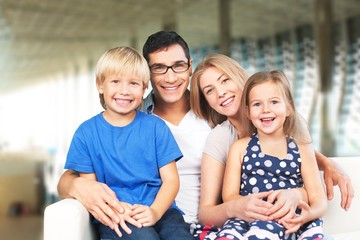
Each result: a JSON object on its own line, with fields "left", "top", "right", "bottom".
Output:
{"left": 209, "top": 120, "right": 237, "bottom": 138}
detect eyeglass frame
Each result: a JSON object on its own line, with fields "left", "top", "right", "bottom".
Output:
{"left": 148, "top": 61, "right": 190, "bottom": 74}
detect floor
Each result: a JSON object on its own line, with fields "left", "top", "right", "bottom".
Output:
{"left": 0, "top": 215, "right": 43, "bottom": 240}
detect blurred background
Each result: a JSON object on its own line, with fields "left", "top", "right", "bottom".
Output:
{"left": 0, "top": 0, "right": 359, "bottom": 239}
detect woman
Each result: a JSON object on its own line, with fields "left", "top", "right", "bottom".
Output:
{"left": 189, "top": 53, "right": 353, "bottom": 237}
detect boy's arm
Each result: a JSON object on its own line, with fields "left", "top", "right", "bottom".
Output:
{"left": 315, "top": 151, "right": 354, "bottom": 210}
{"left": 151, "top": 161, "right": 180, "bottom": 220}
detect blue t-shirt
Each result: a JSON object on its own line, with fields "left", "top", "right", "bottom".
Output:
{"left": 65, "top": 111, "right": 183, "bottom": 208}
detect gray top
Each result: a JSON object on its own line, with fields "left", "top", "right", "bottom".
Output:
{"left": 203, "top": 119, "right": 238, "bottom": 165}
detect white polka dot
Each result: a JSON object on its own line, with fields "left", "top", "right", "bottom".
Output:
{"left": 249, "top": 177, "right": 257, "bottom": 185}
{"left": 272, "top": 178, "right": 277, "bottom": 182}
{"left": 257, "top": 169, "right": 265, "bottom": 175}
{"left": 279, "top": 181, "right": 286, "bottom": 187}
{"left": 246, "top": 164, "right": 252, "bottom": 170}
{"left": 255, "top": 162, "right": 260, "bottom": 166}
{"left": 252, "top": 145, "right": 259, "bottom": 152}
{"left": 263, "top": 160, "right": 272, "bottom": 167}
{"left": 244, "top": 156, "right": 249, "bottom": 162}
{"left": 263, "top": 179, "right": 268, "bottom": 184}
{"left": 287, "top": 153, "right": 294, "bottom": 160}
{"left": 285, "top": 171, "right": 290, "bottom": 175}
{"left": 259, "top": 152, "right": 265, "bottom": 158}
{"left": 290, "top": 162, "right": 297, "bottom": 168}
{"left": 289, "top": 141, "right": 296, "bottom": 149}
{"left": 252, "top": 153, "right": 257, "bottom": 158}
{"left": 280, "top": 161, "right": 287, "bottom": 168}
{"left": 276, "top": 169, "right": 281, "bottom": 174}
{"left": 252, "top": 187, "right": 259, "bottom": 193}
{"left": 266, "top": 183, "right": 272, "bottom": 189}
{"left": 290, "top": 179, "right": 296, "bottom": 185}
{"left": 266, "top": 224, "right": 274, "bottom": 230}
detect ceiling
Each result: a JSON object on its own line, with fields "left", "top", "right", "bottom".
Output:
{"left": 0, "top": 0, "right": 359, "bottom": 93}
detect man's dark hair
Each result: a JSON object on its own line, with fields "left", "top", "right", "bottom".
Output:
{"left": 142, "top": 31, "right": 190, "bottom": 63}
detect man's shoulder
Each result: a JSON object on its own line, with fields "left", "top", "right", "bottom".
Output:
{"left": 141, "top": 91, "right": 154, "bottom": 114}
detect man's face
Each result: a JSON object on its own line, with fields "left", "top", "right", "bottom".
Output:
{"left": 148, "top": 44, "right": 192, "bottom": 104}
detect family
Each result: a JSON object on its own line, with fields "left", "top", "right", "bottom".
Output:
{"left": 58, "top": 31, "right": 354, "bottom": 239}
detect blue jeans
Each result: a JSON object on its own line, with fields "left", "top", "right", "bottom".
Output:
{"left": 98, "top": 208, "right": 193, "bottom": 240}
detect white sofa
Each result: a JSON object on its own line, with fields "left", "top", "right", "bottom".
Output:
{"left": 44, "top": 157, "right": 360, "bottom": 240}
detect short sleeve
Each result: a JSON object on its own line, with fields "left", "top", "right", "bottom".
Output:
{"left": 203, "top": 120, "right": 238, "bottom": 165}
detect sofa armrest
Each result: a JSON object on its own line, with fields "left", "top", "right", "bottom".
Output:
{"left": 323, "top": 157, "right": 360, "bottom": 237}
{"left": 44, "top": 198, "right": 96, "bottom": 240}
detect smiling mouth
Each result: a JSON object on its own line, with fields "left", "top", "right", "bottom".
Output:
{"left": 162, "top": 84, "right": 181, "bottom": 91}
{"left": 115, "top": 99, "right": 132, "bottom": 104}
{"left": 221, "top": 97, "right": 234, "bottom": 106}
{"left": 261, "top": 117, "right": 275, "bottom": 122}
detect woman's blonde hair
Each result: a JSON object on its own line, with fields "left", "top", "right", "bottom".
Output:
{"left": 95, "top": 46, "right": 150, "bottom": 109}
{"left": 190, "top": 53, "right": 249, "bottom": 128}
{"left": 239, "top": 70, "right": 311, "bottom": 143}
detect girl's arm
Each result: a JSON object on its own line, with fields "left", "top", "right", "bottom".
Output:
{"left": 132, "top": 161, "right": 180, "bottom": 227}
{"left": 315, "top": 151, "right": 354, "bottom": 210}
{"left": 199, "top": 151, "right": 273, "bottom": 227}
{"left": 283, "top": 143, "right": 327, "bottom": 232}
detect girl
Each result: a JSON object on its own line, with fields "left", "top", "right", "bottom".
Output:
{"left": 218, "top": 70, "right": 327, "bottom": 239}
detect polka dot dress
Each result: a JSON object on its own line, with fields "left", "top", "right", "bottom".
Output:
{"left": 212, "top": 134, "right": 324, "bottom": 240}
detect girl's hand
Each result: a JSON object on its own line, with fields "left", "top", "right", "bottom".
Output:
{"left": 130, "top": 204, "right": 160, "bottom": 227}
{"left": 266, "top": 189, "right": 302, "bottom": 220}
{"left": 230, "top": 191, "right": 274, "bottom": 222}
{"left": 279, "top": 200, "right": 311, "bottom": 234}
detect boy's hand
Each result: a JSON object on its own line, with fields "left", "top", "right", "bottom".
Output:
{"left": 111, "top": 202, "right": 142, "bottom": 237}
{"left": 130, "top": 204, "right": 160, "bottom": 227}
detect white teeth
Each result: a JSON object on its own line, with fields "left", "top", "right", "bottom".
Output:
{"left": 165, "top": 86, "right": 177, "bottom": 90}
{"left": 262, "top": 118, "right": 273, "bottom": 121}
{"left": 222, "top": 97, "right": 233, "bottom": 106}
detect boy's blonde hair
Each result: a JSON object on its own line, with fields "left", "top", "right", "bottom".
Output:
{"left": 95, "top": 46, "right": 150, "bottom": 109}
{"left": 190, "top": 53, "right": 249, "bottom": 128}
{"left": 239, "top": 70, "right": 311, "bottom": 144}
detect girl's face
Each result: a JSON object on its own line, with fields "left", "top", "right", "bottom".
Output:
{"left": 248, "top": 80, "right": 289, "bottom": 136}
{"left": 199, "top": 66, "right": 242, "bottom": 118}
{"left": 97, "top": 73, "right": 145, "bottom": 125}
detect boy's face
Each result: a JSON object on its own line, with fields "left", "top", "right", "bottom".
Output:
{"left": 148, "top": 44, "right": 192, "bottom": 105}
{"left": 97, "top": 73, "right": 145, "bottom": 124}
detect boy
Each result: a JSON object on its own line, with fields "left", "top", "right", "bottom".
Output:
{"left": 64, "top": 46, "right": 192, "bottom": 239}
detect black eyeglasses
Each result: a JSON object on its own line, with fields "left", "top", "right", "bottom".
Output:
{"left": 149, "top": 61, "right": 190, "bottom": 74}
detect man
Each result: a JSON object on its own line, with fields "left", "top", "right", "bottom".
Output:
{"left": 58, "top": 31, "right": 354, "bottom": 235}
{"left": 58, "top": 31, "right": 211, "bottom": 233}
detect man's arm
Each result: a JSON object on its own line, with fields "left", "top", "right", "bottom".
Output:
{"left": 315, "top": 151, "right": 354, "bottom": 210}
{"left": 57, "top": 169, "right": 124, "bottom": 228}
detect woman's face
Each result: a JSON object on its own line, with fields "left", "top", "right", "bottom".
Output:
{"left": 199, "top": 66, "right": 242, "bottom": 118}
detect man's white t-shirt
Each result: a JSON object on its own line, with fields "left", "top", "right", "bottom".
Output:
{"left": 142, "top": 92, "right": 211, "bottom": 224}
{"left": 163, "top": 110, "right": 211, "bottom": 224}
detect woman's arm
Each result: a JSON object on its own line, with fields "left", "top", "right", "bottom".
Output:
{"left": 57, "top": 169, "right": 124, "bottom": 228}
{"left": 315, "top": 151, "right": 354, "bottom": 210}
